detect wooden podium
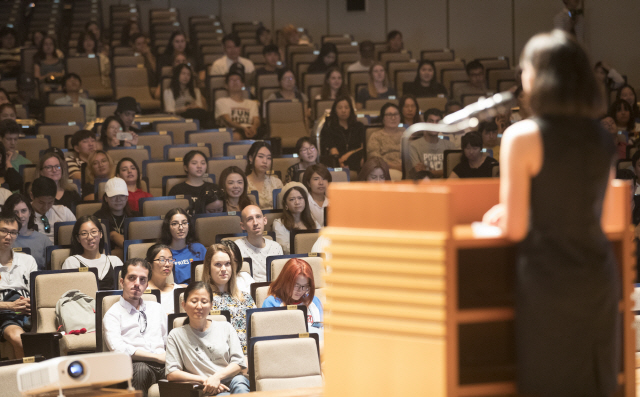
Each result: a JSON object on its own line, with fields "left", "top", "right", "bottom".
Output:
{"left": 322, "top": 179, "right": 635, "bottom": 397}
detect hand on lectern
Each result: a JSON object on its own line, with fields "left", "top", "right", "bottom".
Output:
{"left": 482, "top": 203, "right": 505, "bottom": 227}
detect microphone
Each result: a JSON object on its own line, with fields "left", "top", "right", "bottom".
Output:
{"left": 441, "top": 91, "right": 516, "bottom": 129}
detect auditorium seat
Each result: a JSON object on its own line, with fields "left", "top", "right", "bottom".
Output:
{"left": 416, "top": 97, "right": 447, "bottom": 112}
{"left": 186, "top": 129, "right": 233, "bottom": 158}
{"left": 139, "top": 196, "right": 191, "bottom": 217}
{"left": 124, "top": 216, "right": 164, "bottom": 240}
{"left": 348, "top": 71, "right": 369, "bottom": 97}
{"left": 246, "top": 306, "right": 308, "bottom": 347}
{"left": 143, "top": 159, "right": 186, "bottom": 196}
{"left": 263, "top": 209, "right": 284, "bottom": 232}
{"left": 290, "top": 229, "right": 320, "bottom": 254}
{"left": 267, "top": 101, "right": 308, "bottom": 149}
{"left": 215, "top": 232, "right": 275, "bottom": 244}
{"left": 36, "top": 124, "right": 80, "bottom": 150}
{"left": 66, "top": 56, "right": 113, "bottom": 99}
{"left": 395, "top": 69, "right": 417, "bottom": 96}
{"left": 488, "top": 69, "right": 517, "bottom": 92}
{"left": 223, "top": 140, "right": 255, "bottom": 157}
{"left": 152, "top": 120, "right": 199, "bottom": 145}
{"left": 443, "top": 149, "right": 463, "bottom": 178}
{"left": 194, "top": 212, "right": 243, "bottom": 247}
{"left": 123, "top": 239, "right": 156, "bottom": 261}
{"left": 114, "top": 67, "right": 161, "bottom": 111}
{"left": 17, "top": 135, "right": 50, "bottom": 164}
{"left": 365, "top": 98, "right": 398, "bottom": 111}
{"left": 107, "top": 146, "right": 151, "bottom": 169}
{"left": 328, "top": 167, "right": 350, "bottom": 182}
{"left": 421, "top": 49, "right": 456, "bottom": 62}
{"left": 138, "top": 132, "right": 174, "bottom": 160}
{"left": 97, "top": 103, "right": 118, "bottom": 118}
{"left": 44, "top": 105, "right": 86, "bottom": 127}
{"left": 164, "top": 143, "right": 212, "bottom": 160}
{"left": 207, "top": 156, "right": 247, "bottom": 184}
{"left": 266, "top": 254, "right": 324, "bottom": 284}
{"left": 75, "top": 202, "right": 103, "bottom": 219}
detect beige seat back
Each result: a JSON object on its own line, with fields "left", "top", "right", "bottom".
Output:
{"left": 154, "top": 121, "right": 198, "bottom": 145}
{"left": 267, "top": 101, "right": 308, "bottom": 149}
{"left": 37, "top": 124, "right": 81, "bottom": 150}
{"left": 165, "top": 143, "right": 212, "bottom": 160}
{"left": 75, "top": 202, "right": 103, "bottom": 219}
{"left": 208, "top": 157, "right": 247, "bottom": 185}
{"left": 113, "top": 55, "right": 144, "bottom": 67}
{"left": 114, "top": 67, "right": 160, "bottom": 111}
{"left": 194, "top": 214, "right": 242, "bottom": 247}
{"left": 253, "top": 337, "right": 322, "bottom": 392}
{"left": 442, "top": 69, "right": 469, "bottom": 94}
{"left": 186, "top": 130, "right": 233, "bottom": 158}
{"left": 250, "top": 309, "right": 307, "bottom": 338}
{"left": 51, "top": 248, "right": 71, "bottom": 271}
{"left": 44, "top": 106, "right": 86, "bottom": 127}
{"left": 302, "top": 73, "right": 325, "bottom": 93}
{"left": 329, "top": 168, "right": 349, "bottom": 182}
{"left": 138, "top": 132, "right": 173, "bottom": 160}
{"left": 444, "top": 150, "right": 463, "bottom": 178}
{"left": 348, "top": 72, "right": 369, "bottom": 97}
{"left": 126, "top": 242, "right": 155, "bottom": 261}
{"left": 144, "top": 160, "right": 185, "bottom": 197}
{"left": 365, "top": 98, "right": 398, "bottom": 111}
{"left": 272, "top": 157, "right": 299, "bottom": 180}
{"left": 395, "top": 70, "right": 417, "bottom": 96}
{"left": 416, "top": 97, "right": 447, "bottom": 112}
{"left": 194, "top": 263, "right": 204, "bottom": 282}
{"left": 380, "top": 52, "right": 411, "bottom": 66}
{"left": 127, "top": 218, "right": 164, "bottom": 240}
{"left": 292, "top": 231, "right": 320, "bottom": 255}
{"left": 479, "top": 58, "right": 510, "bottom": 70}
{"left": 255, "top": 286, "right": 270, "bottom": 308}
{"left": 107, "top": 147, "right": 150, "bottom": 170}
{"left": 141, "top": 197, "right": 190, "bottom": 217}
{"left": 264, "top": 211, "right": 283, "bottom": 232}
{"left": 421, "top": 50, "right": 455, "bottom": 62}
{"left": 17, "top": 136, "right": 50, "bottom": 164}
{"left": 225, "top": 142, "right": 252, "bottom": 158}
{"left": 67, "top": 56, "right": 112, "bottom": 99}
{"left": 269, "top": 256, "right": 324, "bottom": 287}
{"left": 488, "top": 68, "right": 516, "bottom": 92}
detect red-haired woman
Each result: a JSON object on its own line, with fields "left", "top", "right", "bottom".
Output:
{"left": 261, "top": 258, "right": 323, "bottom": 337}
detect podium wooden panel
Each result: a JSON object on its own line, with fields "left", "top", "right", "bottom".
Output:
{"left": 322, "top": 179, "right": 635, "bottom": 397}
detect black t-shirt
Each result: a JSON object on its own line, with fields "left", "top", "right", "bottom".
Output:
{"left": 452, "top": 156, "right": 498, "bottom": 178}
{"left": 56, "top": 190, "right": 82, "bottom": 214}
{"left": 402, "top": 81, "right": 448, "bottom": 98}
{"left": 168, "top": 181, "right": 219, "bottom": 213}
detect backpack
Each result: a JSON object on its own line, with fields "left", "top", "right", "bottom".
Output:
{"left": 55, "top": 289, "right": 96, "bottom": 333}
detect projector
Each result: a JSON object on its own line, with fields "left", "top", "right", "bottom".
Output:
{"left": 17, "top": 352, "right": 132, "bottom": 396}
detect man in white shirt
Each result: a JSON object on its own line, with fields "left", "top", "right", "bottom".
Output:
{"left": 234, "top": 205, "right": 283, "bottom": 282}
{"left": 53, "top": 73, "right": 97, "bottom": 123}
{"left": 215, "top": 70, "right": 261, "bottom": 140}
{"left": 347, "top": 41, "right": 375, "bottom": 73}
{"left": 30, "top": 177, "right": 76, "bottom": 243}
{"left": 0, "top": 213, "right": 38, "bottom": 359}
{"left": 209, "top": 33, "right": 255, "bottom": 82}
{"left": 104, "top": 258, "right": 168, "bottom": 396}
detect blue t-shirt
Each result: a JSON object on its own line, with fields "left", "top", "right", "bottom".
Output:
{"left": 262, "top": 295, "right": 324, "bottom": 333}
{"left": 172, "top": 243, "right": 207, "bottom": 284}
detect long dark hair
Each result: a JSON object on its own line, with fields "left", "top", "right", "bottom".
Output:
{"left": 399, "top": 95, "right": 421, "bottom": 124}
{"left": 76, "top": 30, "right": 98, "bottom": 55}
{"left": 70, "top": 215, "right": 105, "bottom": 256}
{"left": 182, "top": 150, "right": 208, "bottom": 175}
{"left": 219, "top": 166, "right": 252, "bottom": 210}
{"left": 413, "top": 60, "right": 437, "bottom": 85}
{"left": 116, "top": 157, "right": 143, "bottom": 190}
{"left": 34, "top": 35, "right": 59, "bottom": 64}
{"left": 609, "top": 99, "right": 635, "bottom": 132}
{"left": 221, "top": 240, "right": 243, "bottom": 274}
{"left": 281, "top": 186, "right": 316, "bottom": 231}
{"left": 170, "top": 64, "right": 197, "bottom": 102}
{"left": 145, "top": 243, "right": 172, "bottom": 265}
{"left": 1, "top": 193, "right": 37, "bottom": 231}
{"left": 320, "top": 68, "right": 350, "bottom": 100}
{"left": 328, "top": 95, "right": 357, "bottom": 128}
{"left": 616, "top": 84, "right": 639, "bottom": 120}
{"left": 158, "top": 208, "right": 199, "bottom": 255}
{"left": 182, "top": 281, "right": 214, "bottom": 324}
{"left": 164, "top": 31, "right": 192, "bottom": 60}
{"left": 310, "top": 43, "right": 338, "bottom": 70}
{"left": 245, "top": 141, "right": 273, "bottom": 176}
{"left": 460, "top": 132, "right": 483, "bottom": 164}
{"left": 100, "top": 116, "right": 125, "bottom": 149}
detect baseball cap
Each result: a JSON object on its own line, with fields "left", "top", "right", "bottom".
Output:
{"left": 104, "top": 177, "right": 129, "bottom": 197}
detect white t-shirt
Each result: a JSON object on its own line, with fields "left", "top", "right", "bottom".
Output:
{"left": 209, "top": 55, "right": 255, "bottom": 76}
{"left": 0, "top": 252, "right": 38, "bottom": 299}
{"left": 0, "top": 187, "right": 12, "bottom": 205}
{"left": 160, "top": 284, "right": 181, "bottom": 315}
{"left": 34, "top": 205, "right": 77, "bottom": 243}
{"left": 272, "top": 218, "right": 322, "bottom": 255}
{"left": 214, "top": 97, "right": 259, "bottom": 129}
{"left": 307, "top": 194, "right": 328, "bottom": 227}
{"left": 163, "top": 88, "right": 203, "bottom": 114}
{"left": 62, "top": 254, "right": 123, "bottom": 282}
{"left": 234, "top": 237, "right": 283, "bottom": 283}
{"left": 236, "top": 272, "right": 255, "bottom": 294}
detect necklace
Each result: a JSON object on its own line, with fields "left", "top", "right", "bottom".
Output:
{"left": 111, "top": 213, "right": 125, "bottom": 234}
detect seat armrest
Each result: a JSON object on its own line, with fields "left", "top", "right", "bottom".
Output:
{"left": 20, "top": 332, "right": 63, "bottom": 359}
{"left": 158, "top": 379, "right": 204, "bottom": 397}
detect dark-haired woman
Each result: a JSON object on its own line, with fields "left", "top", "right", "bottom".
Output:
{"left": 219, "top": 166, "right": 253, "bottom": 212}
{"left": 316, "top": 68, "right": 351, "bottom": 102}
{"left": 115, "top": 157, "right": 152, "bottom": 212}
{"left": 402, "top": 60, "right": 447, "bottom": 98}
{"left": 33, "top": 35, "right": 65, "bottom": 90}
{"left": 99, "top": 116, "right": 138, "bottom": 149}
{"left": 367, "top": 103, "right": 405, "bottom": 171}
{"left": 320, "top": 96, "right": 365, "bottom": 171}
{"left": 399, "top": 95, "right": 421, "bottom": 126}
{"left": 609, "top": 99, "right": 638, "bottom": 140}
{"left": 158, "top": 208, "right": 207, "bottom": 285}
{"left": 93, "top": 177, "right": 138, "bottom": 260}
{"left": 146, "top": 243, "right": 185, "bottom": 315}
{"left": 450, "top": 133, "right": 498, "bottom": 178}
{"left": 306, "top": 43, "right": 338, "bottom": 74}
{"left": 163, "top": 64, "right": 209, "bottom": 127}
{"left": 483, "top": 30, "right": 620, "bottom": 395}
{"left": 168, "top": 150, "right": 218, "bottom": 211}
{"left": 2, "top": 193, "right": 52, "bottom": 269}
{"left": 285, "top": 137, "right": 318, "bottom": 184}
{"left": 272, "top": 182, "right": 321, "bottom": 255}
{"left": 157, "top": 31, "right": 203, "bottom": 87}
{"left": 245, "top": 142, "right": 282, "bottom": 209}
{"left": 617, "top": 84, "right": 640, "bottom": 123}
{"left": 62, "top": 215, "right": 123, "bottom": 290}
{"left": 165, "top": 281, "right": 249, "bottom": 394}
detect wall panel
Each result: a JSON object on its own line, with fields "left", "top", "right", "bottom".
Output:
{"left": 387, "top": 0, "right": 448, "bottom": 58}
{"left": 273, "top": 0, "right": 327, "bottom": 46}
{"left": 328, "top": 0, "right": 386, "bottom": 43}
{"left": 219, "top": 0, "right": 273, "bottom": 30}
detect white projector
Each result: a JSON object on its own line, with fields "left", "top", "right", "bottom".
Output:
{"left": 17, "top": 352, "right": 132, "bottom": 396}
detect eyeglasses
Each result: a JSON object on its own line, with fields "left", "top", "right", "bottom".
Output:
{"left": 293, "top": 284, "right": 310, "bottom": 292}
{"left": 299, "top": 147, "right": 316, "bottom": 154}
{"left": 384, "top": 112, "right": 400, "bottom": 117}
{"left": 40, "top": 216, "right": 50, "bottom": 233}
{"left": 138, "top": 311, "right": 147, "bottom": 333}
{"left": 154, "top": 258, "right": 175, "bottom": 266}
{"left": 0, "top": 229, "right": 18, "bottom": 237}
{"left": 78, "top": 229, "right": 101, "bottom": 239}
{"left": 170, "top": 221, "right": 189, "bottom": 229}
{"left": 42, "top": 165, "right": 61, "bottom": 172}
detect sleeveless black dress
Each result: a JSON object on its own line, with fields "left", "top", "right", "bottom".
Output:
{"left": 517, "top": 116, "right": 620, "bottom": 396}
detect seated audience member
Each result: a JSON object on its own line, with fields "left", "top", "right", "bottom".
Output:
{"left": 617, "top": 84, "right": 639, "bottom": 122}
{"left": 116, "top": 157, "right": 152, "bottom": 212}
{"left": 320, "top": 96, "right": 365, "bottom": 171}
{"left": 286, "top": 137, "right": 318, "bottom": 183}
{"left": 114, "top": 97, "right": 141, "bottom": 133}
{"left": 85, "top": 21, "right": 108, "bottom": 56}
{"left": 163, "top": 64, "right": 209, "bottom": 127}
{"left": 0, "top": 89, "right": 9, "bottom": 106}
{"left": 0, "top": 103, "right": 16, "bottom": 121}
{"left": 82, "top": 150, "right": 115, "bottom": 201}
{"left": 54, "top": 73, "right": 97, "bottom": 122}
{"left": 262, "top": 258, "right": 323, "bottom": 339}
{"left": 1, "top": 120, "right": 31, "bottom": 170}
{"left": 594, "top": 61, "right": 625, "bottom": 98}
{"left": 302, "top": 164, "right": 330, "bottom": 226}
{"left": 316, "top": 68, "right": 351, "bottom": 102}
{"left": 0, "top": 142, "right": 23, "bottom": 193}
{"left": 197, "top": 189, "right": 224, "bottom": 214}
{"left": 131, "top": 33, "right": 157, "bottom": 90}
{"left": 33, "top": 35, "right": 65, "bottom": 90}
{"left": 235, "top": 205, "right": 283, "bottom": 282}
{"left": 75, "top": 31, "right": 110, "bottom": 88}
{"left": 157, "top": 31, "right": 201, "bottom": 85}
{"left": 347, "top": 40, "right": 375, "bottom": 73}
{"left": 203, "top": 244, "right": 256, "bottom": 352}
{"left": 100, "top": 116, "right": 138, "bottom": 150}
{"left": 403, "top": 60, "right": 448, "bottom": 98}
{"left": 307, "top": 43, "right": 338, "bottom": 74}
{"left": 31, "top": 177, "right": 76, "bottom": 242}
{"left": 386, "top": 30, "right": 404, "bottom": 53}
{"left": 210, "top": 33, "right": 255, "bottom": 82}
{"left": 219, "top": 166, "right": 254, "bottom": 212}
{"left": 3, "top": 193, "right": 52, "bottom": 269}
{"left": 62, "top": 215, "right": 123, "bottom": 289}
{"left": 93, "top": 177, "right": 137, "bottom": 259}
{"left": 601, "top": 116, "right": 627, "bottom": 160}
{"left": 445, "top": 100, "right": 462, "bottom": 116}
{"left": 39, "top": 152, "right": 81, "bottom": 212}
{"left": 158, "top": 208, "right": 207, "bottom": 285}
{"left": 409, "top": 113, "right": 456, "bottom": 178}
{"left": 0, "top": 27, "right": 21, "bottom": 77}
{"left": 400, "top": 95, "right": 421, "bottom": 126}
{"left": 104, "top": 258, "right": 168, "bottom": 396}
{"left": 66, "top": 129, "right": 97, "bottom": 180}
{"left": 245, "top": 141, "right": 283, "bottom": 209}
{"left": 450, "top": 132, "right": 499, "bottom": 178}
{"left": 265, "top": 68, "right": 310, "bottom": 122}
{"left": 165, "top": 282, "right": 249, "bottom": 394}
{"left": 0, "top": 213, "right": 38, "bottom": 359}
{"left": 168, "top": 150, "right": 219, "bottom": 210}
{"left": 256, "top": 26, "right": 272, "bottom": 46}
{"left": 273, "top": 182, "right": 321, "bottom": 255}
{"left": 510, "top": 85, "right": 530, "bottom": 123}
{"left": 609, "top": 99, "right": 639, "bottom": 137}
{"left": 121, "top": 19, "right": 141, "bottom": 48}
{"left": 222, "top": 240, "right": 255, "bottom": 294}
{"left": 452, "top": 60, "right": 490, "bottom": 103}
{"left": 146, "top": 243, "right": 185, "bottom": 315}
{"left": 215, "top": 70, "right": 261, "bottom": 140}
{"left": 367, "top": 103, "right": 405, "bottom": 171}
{"left": 478, "top": 120, "right": 501, "bottom": 160}
{"left": 356, "top": 62, "right": 397, "bottom": 110}
{"left": 255, "top": 44, "right": 280, "bottom": 79}
{"left": 357, "top": 157, "right": 392, "bottom": 182}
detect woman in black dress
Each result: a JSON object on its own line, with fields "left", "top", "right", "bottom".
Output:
{"left": 483, "top": 30, "right": 619, "bottom": 396}
{"left": 450, "top": 132, "right": 498, "bottom": 178}
{"left": 320, "top": 95, "right": 365, "bottom": 171}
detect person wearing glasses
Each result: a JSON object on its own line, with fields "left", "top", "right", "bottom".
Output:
{"left": 285, "top": 137, "right": 318, "bottom": 184}
{"left": 262, "top": 258, "right": 323, "bottom": 340}
{"left": 30, "top": 177, "right": 76, "bottom": 243}
{"left": 0, "top": 212, "right": 38, "bottom": 359}
{"left": 146, "top": 244, "right": 185, "bottom": 315}
{"left": 93, "top": 177, "right": 138, "bottom": 260}
{"left": 157, "top": 208, "right": 206, "bottom": 285}
{"left": 203, "top": 243, "right": 256, "bottom": 352}
{"left": 366, "top": 103, "right": 406, "bottom": 171}
{"left": 1, "top": 193, "right": 52, "bottom": 270}
{"left": 273, "top": 182, "right": 321, "bottom": 255}
{"left": 38, "top": 151, "right": 81, "bottom": 213}
{"left": 104, "top": 258, "right": 168, "bottom": 396}
{"left": 62, "top": 215, "right": 123, "bottom": 290}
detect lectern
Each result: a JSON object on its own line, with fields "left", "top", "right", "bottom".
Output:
{"left": 322, "top": 179, "right": 635, "bottom": 396}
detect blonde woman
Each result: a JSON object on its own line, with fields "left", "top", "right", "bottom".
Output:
{"left": 38, "top": 151, "right": 80, "bottom": 213}
{"left": 355, "top": 62, "right": 397, "bottom": 110}
{"left": 82, "top": 150, "right": 115, "bottom": 201}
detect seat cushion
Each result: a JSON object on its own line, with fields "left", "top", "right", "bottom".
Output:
{"left": 148, "top": 383, "right": 160, "bottom": 397}
{"left": 60, "top": 333, "right": 96, "bottom": 355}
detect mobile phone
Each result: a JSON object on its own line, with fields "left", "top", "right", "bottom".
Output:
{"left": 116, "top": 132, "right": 133, "bottom": 141}
{"left": 311, "top": 322, "right": 323, "bottom": 328}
